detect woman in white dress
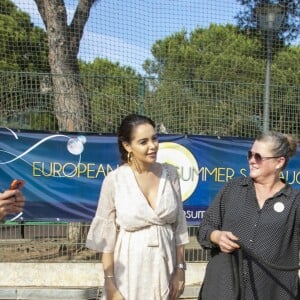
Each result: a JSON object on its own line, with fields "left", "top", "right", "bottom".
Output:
{"left": 86, "top": 114, "right": 189, "bottom": 300}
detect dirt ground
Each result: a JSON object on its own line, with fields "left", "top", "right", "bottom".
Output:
{"left": 0, "top": 222, "right": 100, "bottom": 262}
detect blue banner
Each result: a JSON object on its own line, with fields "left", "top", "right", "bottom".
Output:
{"left": 0, "top": 129, "right": 299, "bottom": 224}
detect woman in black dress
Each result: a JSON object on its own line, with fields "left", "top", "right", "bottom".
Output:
{"left": 198, "top": 131, "right": 300, "bottom": 300}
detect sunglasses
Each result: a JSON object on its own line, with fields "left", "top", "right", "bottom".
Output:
{"left": 247, "top": 150, "right": 281, "bottom": 163}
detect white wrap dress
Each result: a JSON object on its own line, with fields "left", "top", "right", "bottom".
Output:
{"left": 86, "top": 163, "right": 189, "bottom": 300}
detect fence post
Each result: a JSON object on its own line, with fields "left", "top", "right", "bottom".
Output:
{"left": 138, "top": 77, "right": 145, "bottom": 115}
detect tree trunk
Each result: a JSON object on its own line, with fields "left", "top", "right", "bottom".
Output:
{"left": 51, "top": 73, "right": 90, "bottom": 132}
{"left": 34, "top": 0, "right": 96, "bottom": 131}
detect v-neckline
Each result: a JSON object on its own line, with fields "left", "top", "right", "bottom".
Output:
{"left": 128, "top": 164, "right": 165, "bottom": 211}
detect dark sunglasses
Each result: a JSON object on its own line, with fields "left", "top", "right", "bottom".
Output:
{"left": 247, "top": 150, "right": 281, "bottom": 163}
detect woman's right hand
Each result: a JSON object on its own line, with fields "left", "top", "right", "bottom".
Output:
{"left": 105, "top": 279, "right": 124, "bottom": 300}
{"left": 210, "top": 230, "right": 240, "bottom": 253}
{"left": 0, "top": 189, "right": 26, "bottom": 220}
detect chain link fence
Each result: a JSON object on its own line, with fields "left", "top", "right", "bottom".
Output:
{"left": 0, "top": 72, "right": 299, "bottom": 138}
{"left": 1, "top": 0, "right": 300, "bottom": 263}
{"left": 0, "top": 222, "right": 205, "bottom": 263}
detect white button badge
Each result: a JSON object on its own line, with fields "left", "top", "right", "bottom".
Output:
{"left": 274, "top": 202, "right": 285, "bottom": 213}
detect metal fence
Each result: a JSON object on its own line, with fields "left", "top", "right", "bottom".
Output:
{"left": 0, "top": 222, "right": 206, "bottom": 263}
{"left": 0, "top": 72, "right": 299, "bottom": 263}
{"left": 0, "top": 72, "right": 299, "bottom": 138}
{"left": 1, "top": 0, "right": 300, "bottom": 264}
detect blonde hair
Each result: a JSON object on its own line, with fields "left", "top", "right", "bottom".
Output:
{"left": 256, "top": 131, "right": 298, "bottom": 169}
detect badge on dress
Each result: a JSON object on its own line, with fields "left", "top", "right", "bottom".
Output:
{"left": 273, "top": 202, "right": 285, "bottom": 213}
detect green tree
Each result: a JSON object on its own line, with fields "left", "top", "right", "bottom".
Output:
{"left": 143, "top": 24, "right": 300, "bottom": 136}
{"left": 0, "top": 0, "right": 49, "bottom": 72}
{"left": 268, "top": 46, "right": 300, "bottom": 133}
{"left": 34, "top": 0, "right": 100, "bottom": 132}
{"left": 79, "top": 58, "right": 142, "bottom": 132}
{"left": 144, "top": 25, "right": 264, "bottom": 82}
{"left": 0, "top": 0, "right": 53, "bottom": 130}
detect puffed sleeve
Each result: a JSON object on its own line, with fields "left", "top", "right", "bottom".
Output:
{"left": 86, "top": 171, "right": 117, "bottom": 253}
{"left": 166, "top": 164, "right": 189, "bottom": 246}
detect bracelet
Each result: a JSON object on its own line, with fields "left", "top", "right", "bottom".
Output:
{"left": 175, "top": 262, "right": 187, "bottom": 271}
{"left": 104, "top": 275, "right": 114, "bottom": 279}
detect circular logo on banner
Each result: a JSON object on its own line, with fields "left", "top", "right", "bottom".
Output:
{"left": 157, "top": 142, "right": 199, "bottom": 201}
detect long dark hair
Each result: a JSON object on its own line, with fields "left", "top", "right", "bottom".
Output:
{"left": 117, "top": 114, "right": 156, "bottom": 163}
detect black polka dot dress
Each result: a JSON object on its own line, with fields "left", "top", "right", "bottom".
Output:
{"left": 197, "top": 177, "right": 300, "bottom": 300}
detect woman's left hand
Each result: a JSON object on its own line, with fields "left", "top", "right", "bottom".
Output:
{"left": 169, "top": 268, "right": 185, "bottom": 300}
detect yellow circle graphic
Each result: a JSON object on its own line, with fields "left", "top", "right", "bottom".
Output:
{"left": 157, "top": 142, "right": 199, "bottom": 201}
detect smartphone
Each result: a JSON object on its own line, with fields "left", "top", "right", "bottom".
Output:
{"left": 9, "top": 179, "right": 25, "bottom": 190}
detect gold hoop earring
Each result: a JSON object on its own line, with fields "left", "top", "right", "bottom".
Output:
{"left": 127, "top": 152, "right": 132, "bottom": 164}
{"left": 132, "top": 155, "right": 142, "bottom": 174}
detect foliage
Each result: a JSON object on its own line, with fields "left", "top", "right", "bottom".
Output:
{"left": 0, "top": 1, "right": 299, "bottom": 137}
{"left": 33, "top": 0, "right": 101, "bottom": 131}
{"left": 0, "top": 0, "right": 52, "bottom": 130}
{"left": 79, "top": 58, "right": 143, "bottom": 132}
{"left": 143, "top": 24, "right": 300, "bottom": 136}
{"left": 0, "top": 0, "right": 49, "bottom": 72}
{"left": 144, "top": 24, "right": 263, "bottom": 81}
